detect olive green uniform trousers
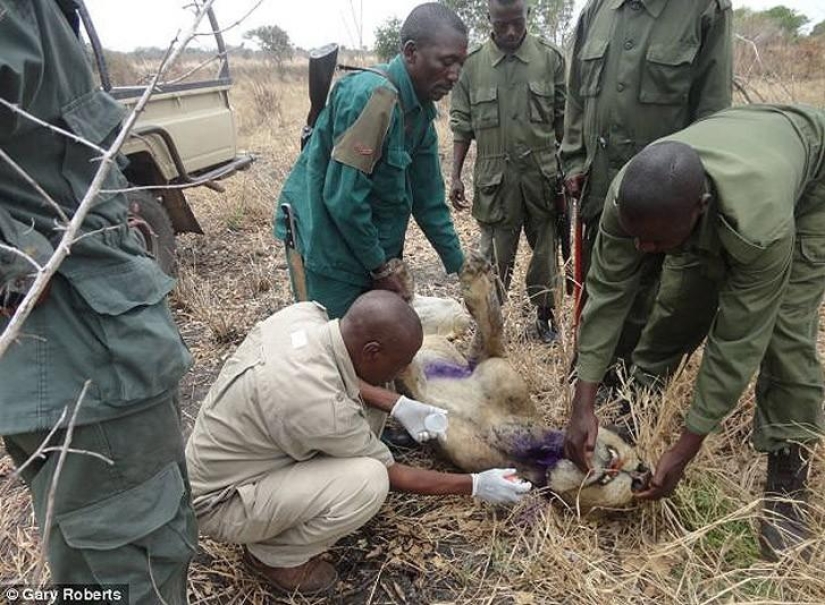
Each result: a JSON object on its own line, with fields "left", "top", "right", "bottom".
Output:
{"left": 5, "top": 398, "right": 197, "bottom": 604}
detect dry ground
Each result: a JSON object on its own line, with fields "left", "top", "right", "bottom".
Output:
{"left": 3, "top": 58, "right": 825, "bottom": 604}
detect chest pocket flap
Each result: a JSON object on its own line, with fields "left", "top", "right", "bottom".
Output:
{"left": 640, "top": 42, "right": 699, "bottom": 105}
{"left": 578, "top": 39, "right": 608, "bottom": 97}
{"left": 469, "top": 87, "right": 499, "bottom": 130}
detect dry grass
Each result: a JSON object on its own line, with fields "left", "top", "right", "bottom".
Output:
{"left": 2, "top": 55, "right": 825, "bottom": 603}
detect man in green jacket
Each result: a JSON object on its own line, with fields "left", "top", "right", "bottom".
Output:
{"left": 275, "top": 3, "right": 467, "bottom": 319}
{"left": 561, "top": 0, "right": 732, "bottom": 368}
{"left": 564, "top": 105, "right": 825, "bottom": 561}
{"left": 449, "top": 0, "right": 566, "bottom": 344}
{"left": 0, "top": 1, "right": 196, "bottom": 601}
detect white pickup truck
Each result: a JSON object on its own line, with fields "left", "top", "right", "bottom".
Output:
{"left": 75, "top": 0, "right": 254, "bottom": 273}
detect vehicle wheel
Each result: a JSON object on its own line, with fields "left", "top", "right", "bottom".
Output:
{"left": 127, "top": 190, "right": 177, "bottom": 276}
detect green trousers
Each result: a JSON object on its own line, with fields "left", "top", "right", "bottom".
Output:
{"left": 4, "top": 397, "right": 197, "bottom": 604}
{"left": 304, "top": 268, "right": 370, "bottom": 319}
{"left": 632, "top": 180, "right": 825, "bottom": 452}
{"left": 478, "top": 183, "right": 559, "bottom": 311}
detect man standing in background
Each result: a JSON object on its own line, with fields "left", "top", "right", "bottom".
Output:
{"left": 275, "top": 3, "right": 468, "bottom": 319}
{"left": 561, "top": 0, "right": 732, "bottom": 371}
{"left": 450, "top": 0, "right": 566, "bottom": 344}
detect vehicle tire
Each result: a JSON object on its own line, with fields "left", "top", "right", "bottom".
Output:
{"left": 127, "top": 190, "right": 177, "bottom": 276}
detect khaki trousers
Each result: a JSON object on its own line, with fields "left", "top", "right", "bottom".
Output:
{"left": 198, "top": 455, "right": 389, "bottom": 568}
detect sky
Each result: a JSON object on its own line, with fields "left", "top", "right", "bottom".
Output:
{"left": 83, "top": 0, "right": 825, "bottom": 53}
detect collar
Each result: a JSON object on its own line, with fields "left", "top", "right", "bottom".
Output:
{"left": 327, "top": 319, "right": 362, "bottom": 401}
{"left": 610, "top": 0, "right": 667, "bottom": 18}
{"left": 387, "top": 54, "right": 437, "bottom": 122}
{"left": 488, "top": 32, "right": 533, "bottom": 67}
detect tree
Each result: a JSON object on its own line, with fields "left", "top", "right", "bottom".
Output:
{"left": 439, "top": 0, "right": 575, "bottom": 45}
{"left": 762, "top": 5, "right": 809, "bottom": 37}
{"left": 243, "top": 25, "right": 294, "bottom": 66}
{"left": 374, "top": 17, "right": 402, "bottom": 62}
{"left": 810, "top": 19, "right": 825, "bottom": 37}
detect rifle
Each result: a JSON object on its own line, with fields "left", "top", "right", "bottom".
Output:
{"left": 300, "top": 43, "right": 340, "bottom": 150}
{"left": 283, "top": 44, "right": 339, "bottom": 303}
{"left": 554, "top": 151, "right": 574, "bottom": 296}
{"left": 281, "top": 203, "right": 308, "bottom": 302}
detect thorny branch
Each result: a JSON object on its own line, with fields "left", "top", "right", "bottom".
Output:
{"left": 0, "top": 0, "right": 217, "bottom": 359}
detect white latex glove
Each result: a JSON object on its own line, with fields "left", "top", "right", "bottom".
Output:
{"left": 471, "top": 468, "right": 532, "bottom": 504}
{"left": 390, "top": 395, "right": 449, "bottom": 443}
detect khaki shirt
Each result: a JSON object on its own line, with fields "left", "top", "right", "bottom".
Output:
{"left": 561, "top": 0, "right": 732, "bottom": 222}
{"left": 578, "top": 104, "right": 825, "bottom": 435}
{"left": 186, "top": 302, "right": 393, "bottom": 513}
{"left": 450, "top": 34, "right": 565, "bottom": 225}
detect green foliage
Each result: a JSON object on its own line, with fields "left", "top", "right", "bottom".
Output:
{"left": 762, "top": 5, "right": 809, "bottom": 36}
{"left": 673, "top": 473, "right": 761, "bottom": 569}
{"left": 811, "top": 19, "right": 825, "bottom": 37}
{"left": 438, "top": 0, "right": 576, "bottom": 45}
{"left": 243, "top": 25, "right": 294, "bottom": 65}
{"left": 733, "top": 4, "right": 810, "bottom": 39}
{"left": 374, "top": 17, "right": 402, "bottom": 62}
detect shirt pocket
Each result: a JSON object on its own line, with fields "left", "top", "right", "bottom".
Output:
{"left": 372, "top": 146, "right": 411, "bottom": 203}
{"left": 61, "top": 254, "right": 191, "bottom": 404}
{"left": 578, "top": 39, "right": 609, "bottom": 97}
{"left": 528, "top": 81, "right": 555, "bottom": 124}
{"left": 472, "top": 159, "right": 506, "bottom": 224}
{"left": 60, "top": 90, "right": 130, "bottom": 207}
{"left": 469, "top": 87, "right": 499, "bottom": 130}
{"left": 640, "top": 42, "right": 699, "bottom": 105}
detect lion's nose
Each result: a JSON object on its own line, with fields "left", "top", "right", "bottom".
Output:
{"left": 631, "top": 469, "right": 652, "bottom": 493}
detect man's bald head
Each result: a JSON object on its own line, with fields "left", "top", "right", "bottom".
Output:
{"left": 340, "top": 291, "right": 424, "bottom": 385}
{"left": 617, "top": 141, "right": 709, "bottom": 253}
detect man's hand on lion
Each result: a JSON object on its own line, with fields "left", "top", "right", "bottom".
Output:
{"left": 391, "top": 396, "right": 449, "bottom": 443}
{"left": 634, "top": 429, "right": 705, "bottom": 500}
{"left": 564, "top": 380, "right": 600, "bottom": 472}
{"left": 472, "top": 468, "right": 532, "bottom": 504}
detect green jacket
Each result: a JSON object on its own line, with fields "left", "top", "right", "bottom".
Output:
{"left": 577, "top": 104, "right": 825, "bottom": 435}
{"left": 561, "top": 0, "right": 732, "bottom": 222}
{"left": 450, "top": 34, "right": 565, "bottom": 225}
{"left": 275, "top": 55, "right": 464, "bottom": 286}
{"left": 0, "top": 0, "right": 191, "bottom": 433}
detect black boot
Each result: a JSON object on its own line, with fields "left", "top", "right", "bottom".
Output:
{"left": 759, "top": 443, "right": 813, "bottom": 562}
{"left": 534, "top": 307, "right": 558, "bottom": 345}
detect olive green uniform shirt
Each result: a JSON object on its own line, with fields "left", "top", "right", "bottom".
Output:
{"left": 450, "top": 34, "right": 565, "bottom": 226}
{"left": 0, "top": 0, "right": 191, "bottom": 433}
{"left": 186, "top": 302, "right": 393, "bottom": 515}
{"left": 561, "top": 0, "right": 732, "bottom": 222}
{"left": 578, "top": 105, "right": 825, "bottom": 437}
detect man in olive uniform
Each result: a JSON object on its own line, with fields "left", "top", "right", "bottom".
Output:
{"left": 450, "top": 0, "right": 566, "bottom": 343}
{"left": 275, "top": 3, "right": 467, "bottom": 319}
{"left": 187, "top": 292, "right": 531, "bottom": 596}
{"left": 564, "top": 105, "right": 825, "bottom": 560}
{"left": 561, "top": 0, "right": 732, "bottom": 367}
{"left": 0, "top": 1, "right": 196, "bottom": 601}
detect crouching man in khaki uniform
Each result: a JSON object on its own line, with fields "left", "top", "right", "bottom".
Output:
{"left": 186, "top": 291, "right": 530, "bottom": 596}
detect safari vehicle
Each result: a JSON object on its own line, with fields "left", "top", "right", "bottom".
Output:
{"left": 74, "top": 0, "right": 254, "bottom": 273}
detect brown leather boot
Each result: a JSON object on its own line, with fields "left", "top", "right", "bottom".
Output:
{"left": 242, "top": 547, "right": 338, "bottom": 595}
{"left": 759, "top": 443, "right": 813, "bottom": 562}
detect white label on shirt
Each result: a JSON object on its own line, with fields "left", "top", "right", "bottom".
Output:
{"left": 291, "top": 329, "right": 308, "bottom": 349}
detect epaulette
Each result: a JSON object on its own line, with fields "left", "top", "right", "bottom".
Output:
{"left": 536, "top": 36, "right": 564, "bottom": 57}
{"left": 467, "top": 42, "right": 484, "bottom": 57}
{"left": 715, "top": 0, "right": 732, "bottom": 11}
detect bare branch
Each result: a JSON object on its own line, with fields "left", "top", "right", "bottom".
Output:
{"left": 193, "top": 0, "right": 265, "bottom": 38}
{"left": 0, "top": 243, "right": 43, "bottom": 272}
{"left": 34, "top": 380, "right": 91, "bottom": 585}
{"left": 9, "top": 407, "right": 69, "bottom": 480}
{"left": 37, "top": 446, "right": 114, "bottom": 466}
{"left": 0, "top": 98, "right": 108, "bottom": 156}
{"left": 0, "top": 147, "right": 70, "bottom": 223}
{"left": 0, "top": 0, "right": 218, "bottom": 359}
{"left": 162, "top": 51, "right": 227, "bottom": 86}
